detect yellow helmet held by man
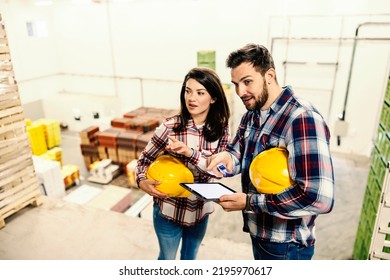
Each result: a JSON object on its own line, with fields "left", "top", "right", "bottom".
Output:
{"left": 249, "top": 147, "right": 294, "bottom": 194}
{"left": 146, "top": 154, "right": 193, "bottom": 197}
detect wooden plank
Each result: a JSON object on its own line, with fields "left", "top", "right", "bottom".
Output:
{"left": 0, "top": 91, "right": 19, "bottom": 102}
{"left": 0, "top": 127, "right": 26, "bottom": 148}
{"left": 0, "top": 98, "right": 21, "bottom": 110}
{"left": 0, "top": 165, "right": 35, "bottom": 187}
{"left": 0, "top": 189, "right": 42, "bottom": 228}
{"left": 0, "top": 26, "right": 6, "bottom": 36}
{"left": 0, "top": 62, "right": 13, "bottom": 71}
{"left": 0, "top": 153, "right": 33, "bottom": 173}
{"left": 0, "top": 152, "right": 31, "bottom": 174}
{"left": 0, "top": 77, "right": 15, "bottom": 86}
{"left": 0, "top": 128, "right": 26, "bottom": 141}
{"left": 0, "top": 175, "right": 38, "bottom": 203}
{"left": 0, "top": 175, "right": 39, "bottom": 201}
{"left": 0, "top": 70, "right": 14, "bottom": 77}
{"left": 0, "top": 133, "right": 28, "bottom": 149}
{"left": 0, "top": 141, "right": 30, "bottom": 165}
{"left": 0, "top": 106, "right": 23, "bottom": 119}
{"left": 0, "top": 45, "right": 9, "bottom": 54}
{"left": 0, "top": 119, "right": 25, "bottom": 135}
{"left": 0, "top": 84, "right": 17, "bottom": 94}
{"left": 0, "top": 53, "right": 10, "bottom": 61}
{"left": 0, "top": 154, "right": 32, "bottom": 170}
{"left": 0, "top": 158, "right": 33, "bottom": 182}
{"left": 0, "top": 128, "right": 26, "bottom": 142}
{"left": 0, "top": 181, "right": 14, "bottom": 193}
{"left": 0, "top": 111, "right": 25, "bottom": 127}
{"left": 0, "top": 127, "right": 27, "bottom": 142}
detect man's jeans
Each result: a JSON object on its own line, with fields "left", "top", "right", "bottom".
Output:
{"left": 250, "top": 235, "right": 314, "bottom": 260}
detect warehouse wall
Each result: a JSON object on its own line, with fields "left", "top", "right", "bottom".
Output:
{"left": 0, "top": 0, "right": 390, "bottom": 157}
{"left": 269, "top": 15, "right": 390, "bottom": 156}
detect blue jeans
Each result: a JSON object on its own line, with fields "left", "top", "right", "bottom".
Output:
{"left": 250, "top": 235, "right": 314, "bottom": 260}
{"left": 153, "top": 203, "right": 209, "bottom": 260}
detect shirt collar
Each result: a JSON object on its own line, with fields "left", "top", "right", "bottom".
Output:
{"left": 269, "top": 86, "right": 294, "bottom": 114}
{"left": 186, "top": 117, "right": 204, "bottom": 130}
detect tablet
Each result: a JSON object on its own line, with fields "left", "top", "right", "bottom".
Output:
{"left": 180, "top": 182, "right": 236, "bottom": 201}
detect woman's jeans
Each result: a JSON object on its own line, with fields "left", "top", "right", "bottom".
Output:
{"left": 153, "top": 203, "right": 209, "bottom": 260}
{"left": 250, "top": 235, "right": 314, "bottom": 260}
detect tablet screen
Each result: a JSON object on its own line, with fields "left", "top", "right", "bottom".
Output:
{"left": 180, "top": 182, "right": 236, "bottom": 201}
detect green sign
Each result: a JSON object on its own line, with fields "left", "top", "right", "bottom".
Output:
{"left": 197, "top": 50, "right": 216, "bottom": 70}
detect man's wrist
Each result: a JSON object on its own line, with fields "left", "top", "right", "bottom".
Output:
{"left": 244, "top": 194, "right": 254, "bottom": 213}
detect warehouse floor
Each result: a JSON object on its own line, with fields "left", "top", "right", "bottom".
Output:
{"left": 0, "top": 131, "right": 371, "bottom": 260}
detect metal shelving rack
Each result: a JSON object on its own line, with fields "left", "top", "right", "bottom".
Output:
{"left": 353, "top": 73, "right": 390, "bottom": 259}
{"left": 369, "top": 161, "right": 390, "bottom": 259}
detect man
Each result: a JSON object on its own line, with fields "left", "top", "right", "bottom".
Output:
{"left": 207, "top": 43, "right": 334, "bottom": 260}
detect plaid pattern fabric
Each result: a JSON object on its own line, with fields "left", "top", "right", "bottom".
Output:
{"left": 136, "top": 115, "right": 230, "bottom": 226}
{"left": 227, "top": 86, "right": 334, "bottom": 247}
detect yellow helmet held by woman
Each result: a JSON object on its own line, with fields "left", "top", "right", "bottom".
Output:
{"left": 146, "top": 154, "right": 193, "bottom": 197}
{"left": 249, "top": 147, "right": 294, "bottom": 194}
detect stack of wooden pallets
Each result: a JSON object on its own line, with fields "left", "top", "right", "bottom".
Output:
{"left": 0, "top": 14, "right": 42, "bottom": 228}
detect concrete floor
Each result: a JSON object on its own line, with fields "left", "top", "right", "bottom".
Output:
{"left": 0, "top": 132, "right": 370, "bottom": 260}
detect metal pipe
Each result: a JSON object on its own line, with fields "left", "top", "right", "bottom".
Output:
{"left": 270, "top": 22, "right": 390, "bottom": 145}
{"left": 339, "top": 21, "right": 390, "bottom": 145}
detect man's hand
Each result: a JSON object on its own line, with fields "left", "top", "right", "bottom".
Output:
{"left": 218, "top": 193, "right": 247, "bottom": 212}
{"left": 138, "top": 179, "right": 168, "bottom": 199}
{"left": 206, "top": 151, "right": 233, "bottom": 177}
{"left": 166, "top": 135, "right": 193, "bottom": 157}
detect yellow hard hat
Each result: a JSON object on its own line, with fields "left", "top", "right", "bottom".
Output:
{"left": 146, "top": 154, "right": 193, "bottom": 197}
{"left": 249, "top": 147, "right": 294, "bottom": 194}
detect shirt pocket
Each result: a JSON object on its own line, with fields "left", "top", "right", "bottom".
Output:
{"left": 243, "top": 127, "right": 251, "bottom": 140}
{"left": 260, "top": 133, "right": 284, "bottom": 150}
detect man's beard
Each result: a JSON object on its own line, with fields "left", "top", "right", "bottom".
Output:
{"left": 246, "top": 81, "right": 269, "bottom": 111}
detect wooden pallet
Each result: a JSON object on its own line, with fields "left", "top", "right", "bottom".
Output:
{"left": 0, "top": 14, "right": 42, "bottom": 229}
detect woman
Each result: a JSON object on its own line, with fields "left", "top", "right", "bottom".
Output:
{"left": 135, "top": 67, "right": 230, "bottom": 260}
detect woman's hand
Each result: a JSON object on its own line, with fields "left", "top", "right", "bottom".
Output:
{"left": 138, "top": 179, "right": 168, "bottom": 199}
{"left": 166, "top": 135, "right": 193, "bottom": 157}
